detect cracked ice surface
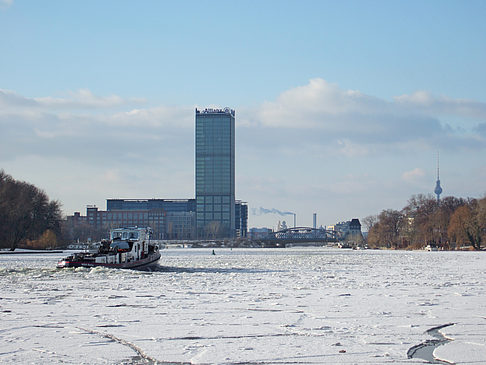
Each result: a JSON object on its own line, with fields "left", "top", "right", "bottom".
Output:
{"left": 1, "top": 248, "right": 486, "bottom": 364}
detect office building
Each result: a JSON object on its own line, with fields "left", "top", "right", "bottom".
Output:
{"left": 67, "top": 197, "right": 247, "bottom": 241}
{"left": 195, "top": 108, "right": 235, "bottom": 238}
{"left": 85, "top": 199, "right": 196, "bottom": 239}
{"left": 235, "top": 200, "right": 248, "bottom": 238}
{"left": 65, "top": 107, "right": 247, "bottom": 241}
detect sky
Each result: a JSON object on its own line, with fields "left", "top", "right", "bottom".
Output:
{"left": 1, "top": 0, "right": 485, "bottom": 230}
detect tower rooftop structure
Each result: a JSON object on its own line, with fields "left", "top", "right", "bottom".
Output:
{"left": 434, "top": 152, "right": 443, "bottom": 203}
{"left": 195, "top": 107, "right": 235, "bottom": 117}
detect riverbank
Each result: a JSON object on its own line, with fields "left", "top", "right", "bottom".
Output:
{"left": 0, "top": 249, "right": 63, "bottom": 255}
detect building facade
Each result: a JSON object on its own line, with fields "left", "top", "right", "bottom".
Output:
{"left": 235, "top": 200, "right": 248, "bottom": 238}
{"left": 67, "top": 198, "right": 247, "bottom": 241}
{"left": 249, "top": 227, "right": 273, "bottom": 240}
{"left": 329, "top": 219, "right": 362, "bottom": 241}
{"left": 85, "top": 199, "right": 196, "bottom": 240}
{"left": 195, "top": 108, "right": 235, "bottom": 238}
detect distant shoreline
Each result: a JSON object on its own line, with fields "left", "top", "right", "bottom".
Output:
{"left": 0, "top": 250, "right": 63, "bottom": 255}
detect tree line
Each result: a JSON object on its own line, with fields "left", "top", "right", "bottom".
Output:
{"left": 0, "top": 170, "right": 63, "bottom": 250}
{"left": 364, "top": 194, "right": 486, "bottom": 250}
{"left": 2, "top": 170, "right": 485, "bottom": 251}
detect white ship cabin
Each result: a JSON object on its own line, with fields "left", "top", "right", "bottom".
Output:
{"left": 110, "top": 227, "right": 151, "bottom": 243}
{"left": 99, "top": 227, "right": 154, "bottom": 263}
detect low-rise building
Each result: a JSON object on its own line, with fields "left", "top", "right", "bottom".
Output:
{"left": 329, "top": 218, "right": 362, "bottom": 241}
{"left": 249, "top": 227, "right": 273, "bottom": 240}
{"left": 67, "top": 198, "right": 247, "bottom": 240}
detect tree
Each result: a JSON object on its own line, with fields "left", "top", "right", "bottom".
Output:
{"left": 434, "top": 196, "right": 468, "bottom": 249}
{"left": 365, "top": 194, "right": 480, "bottom": 250}
{"left": 26, "top": 229, "right": 58, "bottom": 249}
{"left": 367, "top": 209, "right": 402, "bottom": 248}
{"left": 448, "top": 202, "right": 482, "bottom": 250}
{"left": 401, "top": 194, "right": 438, "bottom": 246}
{"left": 60, "top": 220, "right": 106, "bottom": 246}
{"left": 399, "top": 194, "right": 467, "bottom": 248}
{"left": 0, "top": 170, "right": 62, "bottom": 250}
{"left": 478, "top": 197, "right": 486, "bottom": 242}
{"left": 362, "top": 215, "right": 377, "bottom": 232}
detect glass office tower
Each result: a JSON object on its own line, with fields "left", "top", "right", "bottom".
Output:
{"left": 195, "top": 108, "right": 235, "bottom": 238}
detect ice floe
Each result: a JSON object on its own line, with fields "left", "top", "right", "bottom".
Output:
{"left": 0, "top": 248, "right": 485, "bottom": 364}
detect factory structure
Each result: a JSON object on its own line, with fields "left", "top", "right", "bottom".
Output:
{"left": 66, "top": 108, "right": 248, "bottom": 240}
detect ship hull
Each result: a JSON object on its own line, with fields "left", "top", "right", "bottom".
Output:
{"left": 57, "top": 251, "right": 161, "bottom": 270}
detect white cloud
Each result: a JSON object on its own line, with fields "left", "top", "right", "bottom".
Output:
{"left": 395, "top": 90, "right": 434, "bottom": 105}
{"left": 252, "top": 78, "right": 486, "bottom": 154}
{"left": 257, "top": 79, "right": 386, "bottom": 128}
{"left": 336, "top": 139, "right": 370, "bottom": 157}
{"left": 102, "top": 169, "right": 121, "bottom": 184}
{"left": 108, "top": 106, "right": 193, "bottom": 128}
{"left": 0, "top": 88, "right": 144, "bottom": 111}
{"left": 0, "top": 90, "right": 192, "bottom": 166}
{"left": 1, "top": 82, "right": 485, "bottom": 223}
{"left": 395, "top": 91, "right": 486, "bottom": 120}
{"left": 0, "top": 0, "right": 12, "bottom": 9}
{"left": 402, "top": 168, "right": 426, "bottom": 182}
{"left": 0, "top": 89, "right": 38, "bottom": 108}
{"left": 34, "top": 89, "right": 146, "bottom": 109}
{"left": 3, "top": 82, "right": 484, "bottom": 164}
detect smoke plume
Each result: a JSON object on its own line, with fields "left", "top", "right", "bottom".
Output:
{"left": 251, "top": 207, "right": 294, "bottom": 216}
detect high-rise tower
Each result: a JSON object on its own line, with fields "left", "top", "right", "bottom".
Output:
{"left": 434, "top": 152, "right": 443, "bottom": 203}
{"left": 195, "top": 108, "right": 235, "bottom": 238}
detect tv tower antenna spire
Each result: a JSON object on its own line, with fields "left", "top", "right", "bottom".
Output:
{"left": 434, "top": 152, "right": 443, "bottom": 203}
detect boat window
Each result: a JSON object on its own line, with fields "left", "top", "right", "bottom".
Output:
{"left": 111, "top": 232, "right": 122, "bottom": 240}
{"left": 122, "top": 232, "right": 128, "bottom": 240}
{"left": 129, "top": 231, "right": 139, "bottom": 239}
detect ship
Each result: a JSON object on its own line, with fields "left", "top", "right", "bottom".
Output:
{"left": 57, "top": 227, "right": 161, "bottom": 269}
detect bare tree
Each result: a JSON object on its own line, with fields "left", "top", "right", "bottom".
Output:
{"left": 362, "top": 193, "right": 481, "bottom": 250}
{"left": 61, "top": 220, "right": 106, "bottom": 245}
{"left": 0, "top": 170, "right": 62, "bottom": 250}
{"left": 362, "top": 215, "right": 377, "bottom": 232}
{"left": 448, "top": 201, "right": 483, "bottom": 250}
{"left": 367, "top": 209, "right": 402, "bottom": 248}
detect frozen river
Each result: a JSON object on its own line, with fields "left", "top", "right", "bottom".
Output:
{"left": 1, "top": 248, "right": 486, "bottom": 364}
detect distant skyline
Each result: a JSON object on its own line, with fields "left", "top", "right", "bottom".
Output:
{"left": 1, "top": 1, "right": 485, "bottom": 229}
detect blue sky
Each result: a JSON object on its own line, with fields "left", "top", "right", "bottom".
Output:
{"left": 1, "top": 0, "right": 485, "bottom": 229}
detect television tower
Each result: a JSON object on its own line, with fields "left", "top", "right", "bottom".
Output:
{"left": 434, "top": 152, "right": 443, "bottom": 203}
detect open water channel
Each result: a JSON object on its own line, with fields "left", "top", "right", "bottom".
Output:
{"left": 1, "top": 248, "right": 486, "bottom": 364}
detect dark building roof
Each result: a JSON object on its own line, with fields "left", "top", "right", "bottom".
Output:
{"left": 107, "top": 199, "right": 196, "bottom": 212}
{"left": 349, "top": 218, "right": 361, "bottom": 230}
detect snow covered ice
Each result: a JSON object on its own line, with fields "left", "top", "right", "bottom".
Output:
{"left": 1, "top": 248, "right": 486, "bottom": 364}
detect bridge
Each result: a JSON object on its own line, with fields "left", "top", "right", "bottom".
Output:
{"left": 260, "top": 227, "right": 340, "bottom": 244}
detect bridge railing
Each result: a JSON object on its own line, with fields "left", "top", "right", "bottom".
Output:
{"left": 264, "top": 227, "right": 340, "bottom": 242}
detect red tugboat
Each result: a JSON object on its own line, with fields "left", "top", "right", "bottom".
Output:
{"left": 57, "top": 227, "right": 161, "bottom": 269}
